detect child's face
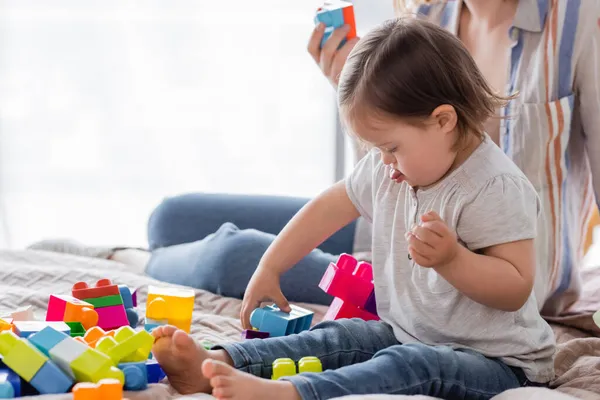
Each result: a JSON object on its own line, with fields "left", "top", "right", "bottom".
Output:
{"left": 350, "top": 111, "right": 458, "bottom": 188}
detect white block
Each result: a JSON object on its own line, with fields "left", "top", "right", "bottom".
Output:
{"left": 11, "top": 306, "right": 34, "bottom": 321}
{"left": 49, "top": 338, "right": 88, "bottom": 379}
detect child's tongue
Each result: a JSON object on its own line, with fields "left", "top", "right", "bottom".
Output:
{"left": 389, "top": 168, "right": 405, "bottom": 183}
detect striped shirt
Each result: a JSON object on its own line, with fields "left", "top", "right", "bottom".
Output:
{"left": 352, "top": 0, "right": 600, "bottom": 315}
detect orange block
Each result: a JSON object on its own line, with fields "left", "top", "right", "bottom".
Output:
{"left": 0, "top": 318, "right": 14, "bottom": 333}
{"left": 73, "top": 378, "right": 124, "bottom": 400}
{"left": 83, "top": 327, "right": 116, "bottom": 348}
{"left": 64, "top": 301, "right": 98, "bottom": 330}
{"left": 341, "top": 5, "right": 356, "bottom": 40}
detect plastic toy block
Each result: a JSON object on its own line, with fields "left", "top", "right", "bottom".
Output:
{"left": 48, "top": 335, "right": 90, "bottom": 379}
{"left": 14, "top": 321, "right": 70, "bottom": 339}
{"left": 241, "top": 329, "right": 270, "bottom": 340}
{"left": 47, "top": 295, "right": 98, "bottom": 330}
{"left": 250, "top": 304, "right": 313, "bottom": 337}
{"left": 95, "top": 326, "right": 154, "bottom": 364}
{"left": 0, "top": 320, "right": 12, "bottom": 334}
{"left": 118, "top": 286, "right": 134, "bottom": 309}
{"left": 364, "top": 290, "right": 377, "bottom": 316}
{"left": 319, "top": 253, "right": 374, "bottom": 308}
{"left": 146, "top": 286, "right": 194, "bottom": 332}
{"left": 66, "top": 322, "right": 86, "bottom": 337}
{"left": 0, "top": 331, "right": 47, "bottom": 381}
{"left": 95, "top": 305, "right": 129, "bottom": 330}
{"left": 28, "top": 326, "right": 71, "bottom": 357}
{"left": 29, "top": 359, "right": 73, "bottom": 394}
{"left": 271, "top": 358, "right": 296, "bottom": 380}
{"left": 131, "top": 288, "right": 138, "bottom": 307}
{"left": 0, "top": 369, "right": 19, "bottom": 397}
{"left": 82, "top": 327, "right": 116, "bottom": 348}
{"left": 298, "top": 356, "right": 322, "bottom": 373}
{"left": 126, "top": 308, "right": 139, "bottom": 328}
{"left": 84, "top": 295, "right": 123, "bottom": 308}
{"left": 9, "top": 306, "right": 34, "bottom": 321}
{"left": 70, "top": 348, "right": 124, "bottom": 384}
{"left": 146, "top": 359, "right": 166, "bottom": 384}
{"left": 119, "top": 361, "right": 147, "bottom": 391}
{"left": 322, "top": 297, "right": 379, "bottom": 322}
{"left": 315, "top": 0, "right": 356, "bottom": 49}
{"left": 72, "top": 378, "right": 123, "bottom": 400}
{"left": 72, "top": 279, "right": 121, "bottom": 301}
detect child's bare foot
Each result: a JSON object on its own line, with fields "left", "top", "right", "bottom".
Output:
{"left": 202, "top": 359, "right": 301, "bottom": 400}
{"left": 152, "top": 325, "right": 213, "bottom": 394}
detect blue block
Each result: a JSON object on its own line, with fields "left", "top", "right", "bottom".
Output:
{"left": 126, "top": 308, "right": 139, "bottom": 328}
{"left": 315, "top": 7, "right": 346, "bottom": 48}
{"left": 13, "top": 322, "right": 70, "bottom": 339}
{"left": 28, "top": 326, "right": 69, "bottom": 357}
{"left": 29, "top": 361, "right": 73, "bottom": 394}
{"left": 146, "top": 359, "right": 165, "bottom": 384}
{"left": 119, "top": 285, "right": 134, "bottom": 309}
{"left": 0, "top": 369, "right": 19, "bottom": 398}
{"left": 249, "top": 304, "right": 313, "bottom": 337}
{"left": 119, "top": 362, "right": 147, "bottom": 391}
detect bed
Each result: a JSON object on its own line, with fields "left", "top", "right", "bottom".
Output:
{"left": 0, "top": 250, "right": 598, "bottom": 400}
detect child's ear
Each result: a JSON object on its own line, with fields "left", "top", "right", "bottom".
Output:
{"left": 431, "top": 104, "right": 458, "bottom": 134}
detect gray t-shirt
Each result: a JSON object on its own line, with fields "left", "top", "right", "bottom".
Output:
{"left": 345, "top": 136, "right": 556, "bottom": 383}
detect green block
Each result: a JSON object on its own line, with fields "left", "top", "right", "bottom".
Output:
{"left": 84, "top": 294, "right": 123, "bottom": 308}
{"left": 66, "top": 322, "right": 86, "bottom": 337}
{"left": 0, "top": 332, "right": 47, "bottom": 382}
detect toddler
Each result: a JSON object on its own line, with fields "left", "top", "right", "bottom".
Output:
{"left": 151, "top": 18, "right": 555, "bottom": 400}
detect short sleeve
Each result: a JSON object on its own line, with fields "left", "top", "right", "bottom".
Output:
{"left": 456, "top": 175, "right": 540, "bottom": 251}
{"left": 345, "top": 148, "right": 383, "bottom": 223}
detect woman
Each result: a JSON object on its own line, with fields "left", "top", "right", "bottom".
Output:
{"left": 34, "top": 0, "right": 599, "bottom": 316}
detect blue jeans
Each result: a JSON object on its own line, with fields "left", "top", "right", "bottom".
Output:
{"left": 218, "top": 319, "right": 528, "bottom": 400}
{"left": 144, "top": 193, "right": 357, "bottom": 305}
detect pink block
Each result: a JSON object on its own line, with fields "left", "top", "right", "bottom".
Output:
{"left": 323, "top": 297, "right": 379, "bottom": 322}
{"left": 95, "top": 305, "right": 129, "bottom": 330}
{"left": 318, "top": 254, "right": 374, "bottom": 308}
{"left": 46, "top": 294, "right": 91, "bottom": 321}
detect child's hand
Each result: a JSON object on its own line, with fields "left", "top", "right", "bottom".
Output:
{"left": 406, "top": 211, "right": 459, "bottom": 268}
{"left": 240, "top": 267, "right": 291, "bottom": 330}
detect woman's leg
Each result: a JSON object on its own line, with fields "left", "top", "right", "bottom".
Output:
{"left": 145, "top": 222, "right": 336, "bottom": 304}
{"left": 148, "top": 193, "right": 357, "bottom": 256}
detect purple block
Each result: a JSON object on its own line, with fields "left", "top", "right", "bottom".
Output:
{"left": 364, "top": 290, "right": 377, "bottom": 316}
{"left": 131, "top": 288, "right": 138, "bottom": 307}
{"left": 241, "top": 329, "right": 270, "bottom": 340}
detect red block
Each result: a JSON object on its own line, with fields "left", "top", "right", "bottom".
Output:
{"left": 318, "top": 253, "right": 374, "bottom": 308}
{"left": 72, "top": 279, "right": 120, "bottom": 300}
{"left": 322, "top": 297, "right": 379, "bottom": 322}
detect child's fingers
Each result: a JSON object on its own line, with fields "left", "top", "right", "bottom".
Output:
{"left": 408, "top": 246, "right": 429, "bottom": 265}
{"left": 274, "top": 290, "right": 292, "bottom": 314}
{"left": 240, "top": 299, "right": 259, "bottom": 330}
{"left": 420, "top": 211, "right": 442, "bottom": 223}
{"left": 407, "top": 232, "right": 433, "bottom": 254}
{"left": 411, "top": 225, "right": 440, "bottom": 246}
{"left": 421, "top": 221, "right": 449, "bottom": 237}
{"left": 307, "top": 23, "right": 325, "bottom": 64}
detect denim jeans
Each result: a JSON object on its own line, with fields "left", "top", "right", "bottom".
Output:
{"left": 217, "top": 319, "right": 528, "bottom": 400}
{"left": 144, "top": 193, "right": 357, "bottom": 304}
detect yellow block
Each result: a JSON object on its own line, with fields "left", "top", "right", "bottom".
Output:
{"left": 71, "top": 348, "right": 124, "bottom": 384}
{"left": 298, "top": 356, "right": 322, "bottom": 373}
{"left": 146, "top": 286, "right": 194, "bottom": 330}
{"left": 95, "top": 326, "right": 153, "bottom": 364}
{"left": 0, "top": 331, "right": 47, "bottom": 381}
{"left": 271, "top": 358, "right": 296, "bottom": 380}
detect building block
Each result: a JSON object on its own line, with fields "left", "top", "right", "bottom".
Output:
{"left": 126, "top": 309, "right": 139, "bottom": 328}
{"left": 72, "top": 378, "right": 123, "bottom": 400}
{"left": 82, "top": 327, "right": 115, "bottom": 348}
{"left": 14, "top": 321, "right": 70, "bottom": 339}
{"left": 271, "top": 358, "right": 296, "bottom": 380}
{"left": 146, "top": 359, "right": 165, "bottom": 384}
{"left": 72, "top": 279, "right": 120, "bottom": 301}
{"left": 48, "top": 335, "right": 90, "bottom": 379}
{"left": 250, "top": 304, "right": 313, "bottom": 337}
{"left": 131, "top": 288, "right": 138, "bottom": 308}
{"left": 95, "top": 305, "right": 129, "bottom": 330}
{"left": 0, "top": 331, "right": 73, "bottom": 394}
{"left": 364, "top": 290, "right": 377, "bottom": 316}
{"left": 146, "top": 286, "right": 194, "bottom": 333}
{"left": 70, "top": 348, "right": 124, "bottom": 384}
{"left": 319, "top": 253, "right": 374, "bottom": 308}
{"left": 118, "top": 286, "right": 134, "bottom": 309}
{"left": 9, "top": 306, "right": 34, "bottom": 321}
{"left": 0, "top": 368, "right": 19, "bottom": 397}
{"left": 322, "top": 297, "right": 379, "bottom": 322}
{"left": 0, "top": 320, "right": 13, "bottom": 334}
{"left": 47, "top": 295, "right": 98, "bottom": 330}
{"left": 66, "top": 322, "right": 86, "bottom": 337}
{"left": 315, "top": 0, "right": 356, "bottom": 49}
{"left": 28, "top": 326, "right": 70, "bottom": 357}
{"left": 95, "top": 326, "right": 154, "bottom": 364}
{"left": 84, "top": 295, "right": 123, "bottom": 308}
{"left": 29, "top": 360, "right": 73, "bottom": 394}
{"left": 241, "top": 329, "right": 270, "bottom": 340}
{"left": 298, "top": 356, "right": 322, "bottom": 373}
{"left": 119, "top": 361, "right": 147, "bottom": 391}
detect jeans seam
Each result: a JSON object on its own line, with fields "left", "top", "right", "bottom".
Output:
{"left": 384, "top": 377, "right": 507, "bottom": 398}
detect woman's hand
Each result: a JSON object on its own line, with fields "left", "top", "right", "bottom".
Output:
{"left": 240, "top": 267, "right": 291, "bottom": 330}
{"left": 308, "top": 23, "right": 360, "bottom": 88}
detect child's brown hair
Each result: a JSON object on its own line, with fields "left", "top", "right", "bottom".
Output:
{"left": 338, "top": 17, "right": 510, "bottom": 148}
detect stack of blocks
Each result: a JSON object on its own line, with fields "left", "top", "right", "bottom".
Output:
{"left": 0, "top": 330, "right": 74, "bottom": 394}
{"left": 314, "top": 0, "right": 357, "bottom": 49}
{"left": 72, "top": 280, "right": 130, "bottom": 330}
{"left": 319, "top": 253, "right": 379, "bottom": 321}
{"left": 249, "top": 304, "right": 313, "bottom": 337}
{"left": 144, "top": 286, "right": 194, "bottom": 333}
{"left": 118, "top": 285, "right": 139, "bottom": 328}
{"left": 271, "top": 357, "right": 322, "bottom": 380}
{"left": 46, "top": 294, "right": 99, "bottom": 330}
